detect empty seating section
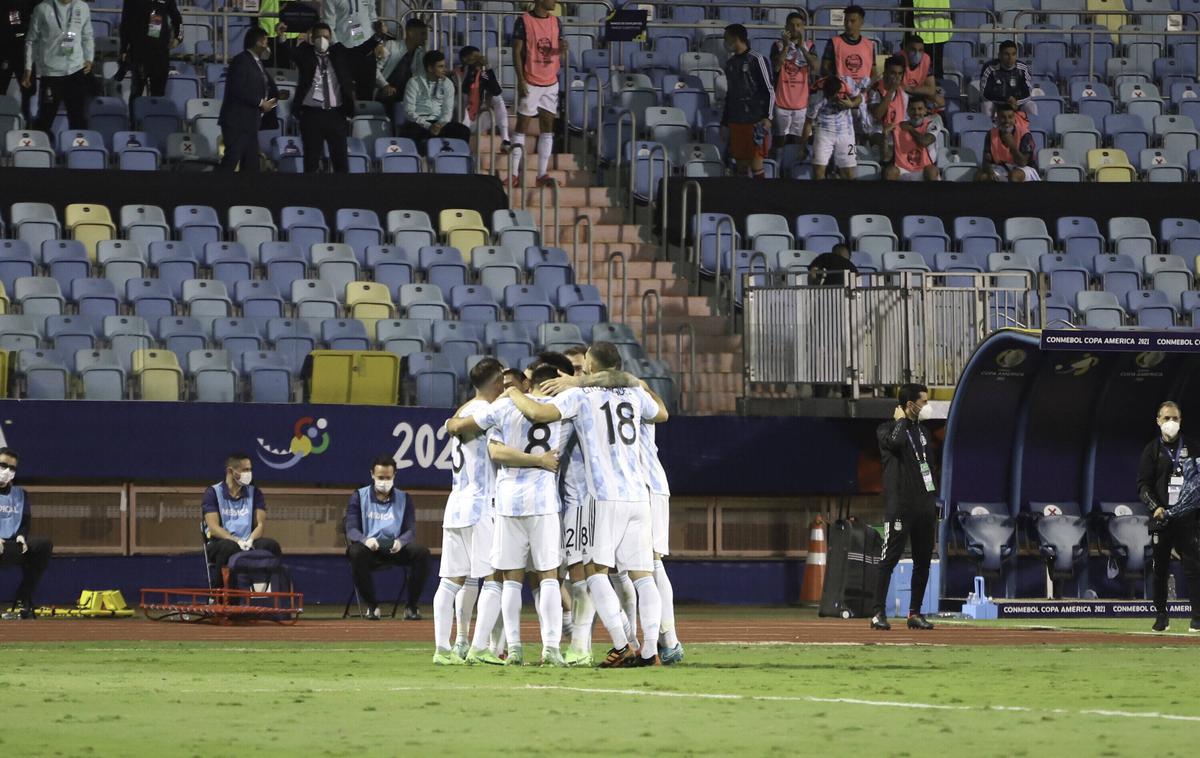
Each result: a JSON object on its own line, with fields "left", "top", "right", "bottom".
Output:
{"left": 0, "top": 202, "right": 660, "bottom": 406}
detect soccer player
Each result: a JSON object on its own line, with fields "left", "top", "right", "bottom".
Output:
{"left": 771, "top": 12, "right": 818, "bottom": 158}
{"left": 457, "top": 45, "right": 511, "bottom": 151}
{"left": 640, "top": 404, "right": 684, "bottom": 664}
{"left": 511, "top": 0, "right": 567, "bottom": 187}
{"left": 508, "top": 342, "right": 669, "bottom": 667}
{"left": 821, "top": 4, "right": 876, "bottom": 129}
{"left": 434, "top": 358, "right": 504, "bottom": 666}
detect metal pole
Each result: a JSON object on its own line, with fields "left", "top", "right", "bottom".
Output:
{"left": 606, "top": 251, "right": 627, "bottom": 325}
{"left": 572, "top": 215, "right": 593, "bottom": 286}
{"left": 640, "top": 289, "right": 662, "bottom": 360}
{"left": 680, "top": 180, "right": 701, "bottom": 295}
{"left": 538, "top": 176, "right": 560, "bottom": 249}
{"left": 675, "top": 323, "right": 696, "bottom": 414}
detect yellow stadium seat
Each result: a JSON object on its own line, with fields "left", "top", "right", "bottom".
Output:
{"left": 346, "top": 282, "right": 396, "bottom": 317}
{"left": 1087, "top": 0, "right": 1124, "bottom": 38}
{"left": 0, "top": 350, "right": 10, "bottom": 397}
{"left": 65, "top": 203, "right": 117, "bottom": 260}
{"left": 448, "top": 228, "right": 489, "bottom": 252}
{"left": 1087, "top": 149, "right": 1135, "bottom": 182}
{"left": 439, "top": 208, "right": 486, "bottom": 232}
{"left": 0, "top": 280, "right": 9, "bottom": 314}
{"left": 132, "top": 348, "right": 183, "bottom": 401}
{"left": 308, "top": 350, "right": 399, "bottom": 405}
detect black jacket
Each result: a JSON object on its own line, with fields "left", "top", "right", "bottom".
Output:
{"left": 1138, "top": 434, "right": 1199, "bottom": 521}
{"left": 218, "top": 50, "right": 280, "bottom": 132}
{"left": 119, "top": 0, "right": 183, "bottom": 54}
{"left": 0, "top": 0, "right": 37, "bottom": 45}
{"left": 721, "top": 49, "right": 775, "bottom": 125}
{"left": 877, "top": 417, "right": 938, "bottom": 518}
{"left": 293, "top": 42, "right": 356, "bottom": 117}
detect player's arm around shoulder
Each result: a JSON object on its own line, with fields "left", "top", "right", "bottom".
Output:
{"left": 505, "top": 386, "right": 562, "bottom": 423}
{"left": 488, "top": 441, "right": 559, "bottom": 472}
{"left": 637, "top": 380, "right": 669, "bottom": 424}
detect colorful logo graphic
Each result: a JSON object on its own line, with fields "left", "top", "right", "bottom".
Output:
{"left": 256, "top": 416, "right": 331, "bottom": 470}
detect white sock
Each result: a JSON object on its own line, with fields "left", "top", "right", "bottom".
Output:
{"left": 570, "top": 579, "right": 595, "bottom": 653}
{"left": 454, "top": 578, "right": 479, "bottom": 647}
{"left": 492, "top": 96, "right": 510, "bottom": 140}
{"left": 619, "top": 610, "right": 638, "bottom": 650}
{"left": 563, "top": 609, "right": 573, "bottom": 637}
{"left": 531, "top": 585, "right": 542, "bottom": 624}
{"left": 634, "top": 576, "right": 662, "bottom": 660}
{"left": 654, "top": 560, "right": 679, "bottom": 648}
{"left": 510, "top": 133, "right": 526, "bottom": 177}
{"left": 613, "top": 572, "right": 638, "bottom": 645}
{"left": 501, "top": 580, "right": 523, "bottom": 648}
{"left": 470, "top": 580, "right": 502, "bottom": 652}
{"left": 538, "top": 578, "right": 563, "bottom": 649}
{"left": 536, "top": 132, "right": 553, "bottom": 176}
{"left": 433, "top": 578, "right": 460, "bottom": 652}
{"left": 491, "top": 621, "right": 507, "bottom": 656}
{"left": 586, "top": 573, "right": 629, "bottom": 650}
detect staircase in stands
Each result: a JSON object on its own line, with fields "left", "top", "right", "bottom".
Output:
{"left": 478, "top": 129, "right": 742, "bottom": 415}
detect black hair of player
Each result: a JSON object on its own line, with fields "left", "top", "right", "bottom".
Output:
{"left": 530, "top": 363, "right": 562, "bottom": 385}
{"left": 588, "top": 341, "right": 622, "bottom": 371}
{"left": 469, "top": 357, "right": 503, "bottom": 389}
{"left": 535, "top": 351, "right": 575, "bottom": 378}
{"left": 844, "top": 4, "right": 866, "bottom": 19}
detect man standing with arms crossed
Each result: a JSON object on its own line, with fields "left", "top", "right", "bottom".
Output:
{"left": 511, "top": 0, "right": 566, "bottom": 188}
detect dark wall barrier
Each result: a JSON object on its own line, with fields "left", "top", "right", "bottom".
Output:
{"left": 0, "top": 168, "right": 509, "bottom": 226}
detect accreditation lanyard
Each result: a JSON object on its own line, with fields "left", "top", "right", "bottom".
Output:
{"left": 349, "top": 0, "right": 365, "bottom": 43}
{"left": 1164, "top": 437, "right": 1185, "bottom": 506}
{"left": 908, "top": 425, "right": 935, "bottom": 493}
{"left": 51, "top": 1, "right": 78, "bottom": 54}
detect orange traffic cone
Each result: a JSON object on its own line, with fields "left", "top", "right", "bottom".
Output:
{"left": 800, "top": 516, "right": 827, "bottom": 603}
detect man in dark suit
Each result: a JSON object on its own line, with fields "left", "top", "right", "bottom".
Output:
{"left": 293, "top": 22, "right": 355, "bottom": 173}
{"left": 218, "top": 27, "right": 284, "bottom": 172}
{"left": 118, "top": 0, "right": 183, "bottom": 100}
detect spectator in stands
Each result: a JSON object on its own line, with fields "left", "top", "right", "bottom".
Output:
{"left": 201, "top": 452, "right": 283, "bottom": 589}
{"left": 502, "top": 368, "right": 529, "bottom": 392}
{"left": 811, "top": 75, "right": 860, "bottom": 180}
{"left": 980, "top": 40, "right": 1036, "bottom": 119}
{"left": 118, "top": 0, "right": 182, "bottom": 101}
{"left": 975, "top": 103, "right": 1039, "bottom": 182}
{"left": 821, "top": 4, "right": 875, "bottom": 129}
{"left": 0, "top": 448, "right": 53, "bottom": 620}
{"left": 263, "top": 21, "right": 301, "bottom": 69}
{"left": 721, "top": 23, "right": 775, "bottom": 179}
{"left": 511, "top": 0, "right": 567, "bottom": 188}
{"left": 867, "top": 55, "right": 908, "bottom": 148}
{"left": 374, "top": 18, "right": 426, "bottom": 108}
{"left": 884, "top": 96, "right": 940, "bottom": 181}
{"left": 293, "top": 22, "right": 355, "bottom": 174}
{"left": 1, "top": 0, "right": 38, "bottom": 123}
{"left": 218, "top": 27, "right": 283, "bottom": 172}
{"left": 321, "top": 0, "right": 380, "bottom": 101}
{"left": 771, "top": 12, "right": 817, "bottom": 159}
{"left": 1138, "top": 401, "right": 1200, "bottom": 633}
{"left": 345, "top": 454, "right": 431, "bottom": 620}
{"left": 900, "top": 34, "right": 944, "bottom": 109}
{"left": 22, "top": 0, "right": 93, "bottom": 131}
{"left": 400, "top": 49, "right": 470, "bottom": 150}
{"left": 807, "top": 243, "right": 858, "bottom": 285}
{"left": 458, "top": 45, "right": 512, "bottom": 152}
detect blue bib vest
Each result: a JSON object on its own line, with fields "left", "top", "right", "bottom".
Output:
{"left": 358, "top": 486, "right": 407, "bottom": 541}
{"left": 204, "top": 482, "right": 256, "bottom": 541}
{"left": 0, "top": 486, "right": 26, "bottom": 540}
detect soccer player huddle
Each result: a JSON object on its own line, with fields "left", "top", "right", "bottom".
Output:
{"left": 435, "top": 343, "right": 683, "bottom": 668}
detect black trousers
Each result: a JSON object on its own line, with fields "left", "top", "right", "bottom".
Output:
{"left": 205, "top": 537, "right": 282, "bottom": 588}
{"left": 1152, "top": 515, "right": 1200, "bottom": 618}
{"left": 0, "top": 43, "right": 36, "bottom": 121}
{"left": 129, "top": 47, "right": 170, "bottom": 99}
{"left": 219, "top": 126, "right": 261, "bottom": 171}
{"left": 351, "top": 39, "right": 378, "bottom": 102}
{"left": 0, "top": 536, "right": 53, "bottom": 606}
{"left": 34, "top": 69, "right": 88, "bottom": 132}
{"left": 298, "top": 107, "right": 349, "bottom": 173}
{"left": 346, "top": 540, "right": 430, "bottom": 609}
{"left": 872, "top": 504, "right": 937, "bottom": 616}
{"left": 398, "top": 120, "right": 471, "bottom": 153}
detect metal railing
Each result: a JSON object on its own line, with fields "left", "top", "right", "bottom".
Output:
{"left": 571, "top": 213, "right": 593, "bottom": 285}
{"left": 676, "top": 322, "right": 697, "bottom": 414}
{"left": 538, "top": 175, "right": 560, "bottom": 248}
{"left": 743, "top": 271, "right": 1033, "bottom": 397}
{"left": 606, "top": 250, "right": 627, "bottom": 324}
{"left": 641, "top": 288, "right": 663, "bottom": 360}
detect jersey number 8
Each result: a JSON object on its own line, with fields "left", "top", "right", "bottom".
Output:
{"left": 524, "top": 422, "right": 552, "bottom": 454}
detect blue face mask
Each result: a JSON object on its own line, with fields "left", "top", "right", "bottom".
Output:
{"left": 908, "top": 51, "right": 922, "bottom": 67}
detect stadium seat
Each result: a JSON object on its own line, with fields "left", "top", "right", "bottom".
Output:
{"left": 132, "top": 348, "right": 184, "bottom": 401}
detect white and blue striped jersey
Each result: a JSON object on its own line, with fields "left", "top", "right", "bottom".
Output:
{"left": 443, "top": 398, "right": 494, "bottom": 528}
{"left": 640, "top": 421, "right": 670, "bottom": 497}
{"left": 474, "top": 396, "right": 567, "bottom": 517}
{"left": 558, "top": 430, "right": 588, "bottom": 513}
{"left": 551, "top": 386, "right": 660, "bottom": 502}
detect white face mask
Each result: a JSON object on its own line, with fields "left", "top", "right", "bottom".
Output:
{"left": 374, "top": 478, "right": 394, "bottom": 494}
{"left": 314, "top": 36, "right": 330, "bottom": 53}
{"left": 0, "top": 468, "right": 14, "bottom": 486}
{"left": 1161, "top": 420, "right": 1181, "bottom": 439}
{"left": 918, "top": 404, "right": 934, "bottom": 421}
{"left": 236, "top": 471, "right": 253, "bottom": 487}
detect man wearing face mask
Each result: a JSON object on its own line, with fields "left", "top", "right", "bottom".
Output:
{"left": 871, "top": 384, "right": 938, "bottom": 631}
{"left": 201, "top": 452, "right": 282, "bottom": 589}
{"left": 293, "top": 22, "right": 355, "bottom": 174}
{"left": 1138, "top": 401, "right": 1200, "bottom": 632}
{"left": 0, "top": 448, "right": 53, "bottom": 620}
{"left": 976, "top": 103, "right": 1039, "bottom": 183}
{"left": 218, "top": 27, "right": 283, "bottom": 172}
{"left": 345, "top": 455, "right": 431, "bottom": 621}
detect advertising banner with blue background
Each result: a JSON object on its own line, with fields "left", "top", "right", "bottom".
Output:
{"left": 0, "top": 401, "right": 864, "bottom": 494}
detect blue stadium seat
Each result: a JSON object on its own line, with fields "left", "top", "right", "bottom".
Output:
{"left": 214, "top": 317, "right": 265, "bottom": 363}
{"left": 158, "top": 316, "right": 208, "bottom": 371}
{"left": 321, "top": 318, "right": 371, "bottom": 350}
{"left": 450, "top": 284, "right": 501, "bottom": 324}
{"left": 281, "top": 206, "right": 329, "bottom": 252}
{"left": 366, "top": 245, "right": 414, "bottom": 297}
{"left": 484, "top": 321, "right": 534, "bottom": 368}
{"left": 267, "top": 318, "right": 319, "bottom": 374}
{"left": 242, "top": 350, "right": 293, "bottom": 403}
{"left": 504, "top": 284, "right": 553, "bottom": 323}
{"left": 377, "top": 319, "right": 431, "bottom": 361}
{"left": 148, "top": 241, "right": 200, "bottom": 300}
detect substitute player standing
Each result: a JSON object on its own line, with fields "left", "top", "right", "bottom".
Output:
{"left": 771, "top": 12, "right": 817, "bottom": 159}
{"left": 639, "top": 401, "right": 684, "bottom": 664}
{"left": 509, "top": 342, "right": 669, "bottom": 667}
{"left": 510, "top": 0, "right": 566, "bottom": 187}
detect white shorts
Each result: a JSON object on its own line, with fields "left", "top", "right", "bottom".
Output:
{"left": 591, "top": 498, "right": 654, "bottom": 573}
{"left": 897, "top": 167, "right": 932, "bottom": 181}
{"left": 492, "top": 513, "right": 561, "bottom": 572}
{"left": 813, "top": 129, "right": 857, "bottom": 168}
{"left": 440, "top": 517, "right": 494, "bottom": 579}
{"left": 650, "top": 491, "right": 670, "bottom": 557}
{"left": 990, "top": 164, "right": 1041, "bottom": 182}
{"left": 518, "top": 83, "right": 559, "bottom": 118}
{"left": 775, "top": 107, "right": 808, "bottom": 137}
{"left": 561, "top": 495, "right": 595, "bottom": 566}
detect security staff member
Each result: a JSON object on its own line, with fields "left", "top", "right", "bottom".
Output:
{"left": 201, "top": 452, "right": 283, "bottom": 588}
{"left": 22, "top": 0, "right": 93, "bottom": 131}
{"left": 118, "top": 0, "right": 182, "bottom": 100}
{"left": 345, "top": 455, "right": 431, "bottom": 620}
{"left": 1137, "top": 400, "right": 1200, "bottom": 633}
{"left": 293, "top": 22, "right": 355, "bottom": 173}
{"left": 0, "top": 448, "right": 53, "bottom": 619}
{"left": 0, "top": 0, "right": 38, "bottom": 123}
{"left": 871, "top": 383, "right": 937, "bottom": 631}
